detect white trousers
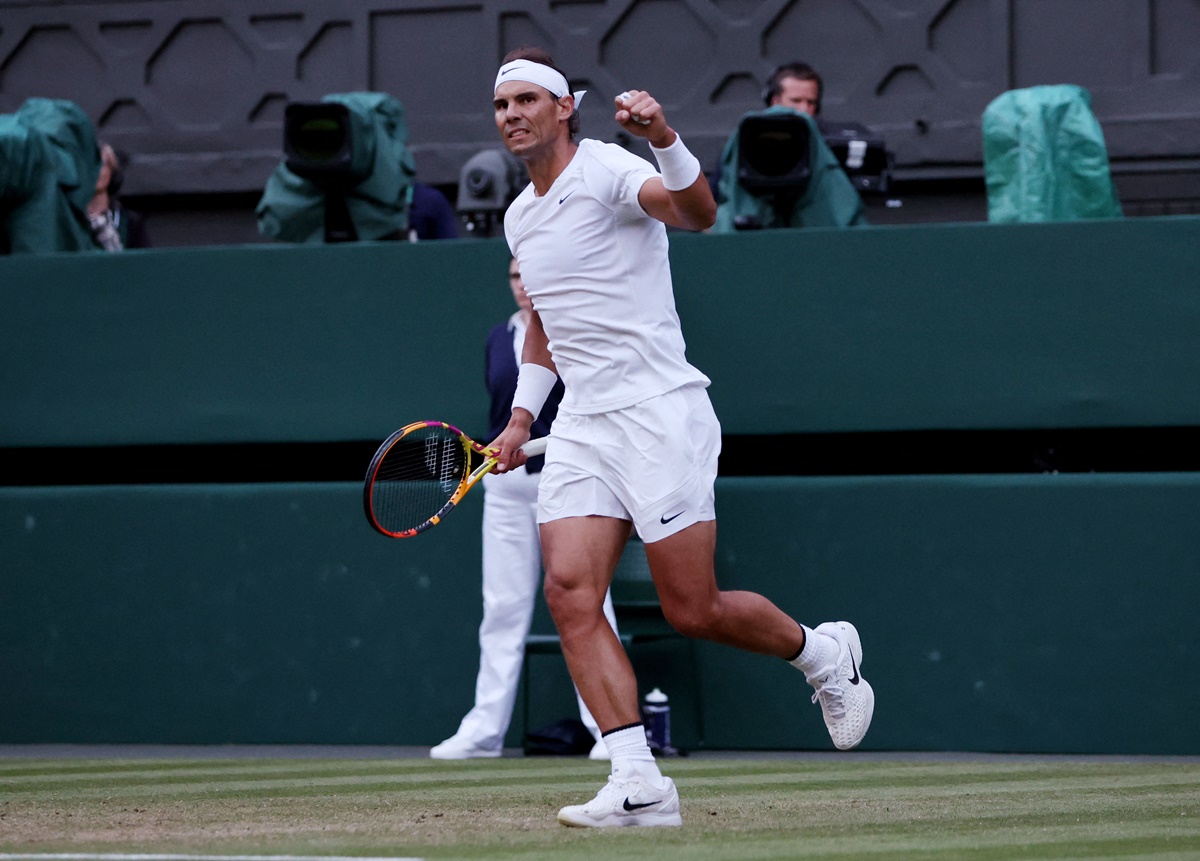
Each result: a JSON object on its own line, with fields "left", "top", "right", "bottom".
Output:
{"left": 449, "top": 465, "right": 618, "bottom": 750}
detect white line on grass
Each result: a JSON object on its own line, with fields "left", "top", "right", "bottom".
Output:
{"left": 0, "top": 856, "right": 424, "bottom": 861}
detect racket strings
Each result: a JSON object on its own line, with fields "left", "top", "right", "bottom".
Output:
{"left": 371, "top": 429, "right": 468, "bottom": 534}
{"left": 422, "top": 435, "right": 461, "bottom": 494}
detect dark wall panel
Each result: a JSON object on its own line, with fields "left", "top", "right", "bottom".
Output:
{"left": 1, "top": 0, "right": 1197, "bottom": 194}
{"left": 1012, "top": 0, "right": 1137, "bottom": 90}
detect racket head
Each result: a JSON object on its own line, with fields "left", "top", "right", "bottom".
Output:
{"left": 363, "top": 421, "right": 485, "bottom": 538}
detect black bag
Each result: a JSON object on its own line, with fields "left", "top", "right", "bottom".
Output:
{"left": 524, "top": 718, "right": 595, "bottom": 756}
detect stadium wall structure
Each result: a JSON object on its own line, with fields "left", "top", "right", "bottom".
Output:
{"left": 1, "top": 0, "right": 1198, "bottom": 198}
{"left": 2, "top": 216, "right": 1199, "bottom": 753}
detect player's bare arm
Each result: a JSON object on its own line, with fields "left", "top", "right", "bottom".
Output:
{"left": 493, "top": 309, "right": 556, "bottom": 471}
{"left": 520, "top": 308, "right": 554, "bottom": 370}
{"left": 615, "top": 89, "right": 716, "bottom": 232}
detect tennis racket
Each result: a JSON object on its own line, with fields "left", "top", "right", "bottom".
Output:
{"left": 363, "top": 420, "right": 548, "bottom": 538}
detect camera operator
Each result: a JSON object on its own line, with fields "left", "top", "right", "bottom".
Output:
{"left": 710, "top": 61, "right": 865, "bottom": 232}
{"left": 257, "top": 93, "right": 455, "bottom": 244}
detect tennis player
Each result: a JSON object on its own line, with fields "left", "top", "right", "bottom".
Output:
{"left": 489, "top": 47, "right": 874, "bottom": 828}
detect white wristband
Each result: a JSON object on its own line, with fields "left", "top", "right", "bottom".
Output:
{"left": 650, "top": 134, "right": 701, "bottom": 192}
{"left": 511, "top": 362, "right": 558, "bottom": 420}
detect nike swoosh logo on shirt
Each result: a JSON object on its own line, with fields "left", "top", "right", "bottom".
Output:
{"left": 558, "top": 190, "right": 576, "bottom": 204}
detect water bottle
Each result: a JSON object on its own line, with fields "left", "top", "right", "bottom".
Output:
{"left": 642, "top": 687, "right": 675, "bottom": 755}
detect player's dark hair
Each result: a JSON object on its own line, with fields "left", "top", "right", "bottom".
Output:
{"left": 501, "top": 46, "right": 581, "bottom": 139}
{"left": 762, "top": 61, "right": 823, "bottom": 114}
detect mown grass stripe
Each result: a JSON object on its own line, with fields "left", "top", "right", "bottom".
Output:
{"left": 0, "top": 763, "right": 608, "bottom": 788}
{"left": 5, "top": 762, "right": 1198, "bottom": 804}
{"left": 0, "top": 855, "right": 423, "bottom": 861}
{"left": 0, "top": 759, "right": 495, "bottom": 779}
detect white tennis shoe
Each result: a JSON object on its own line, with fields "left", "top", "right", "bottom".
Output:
{"left": 588, "top": 737, "right": 611, "bottom": 761}
{"left": 428, "top": 734, "right": 502, "bottom": 760}
{"left": 807, "top": 620, "right": 874, "bottom": 750}
{"left": 558, "top": 775, "right": 682, "bottom": 827}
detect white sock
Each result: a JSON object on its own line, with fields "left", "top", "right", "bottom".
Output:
{"left": 604, "top": 723, "right": 663, "bottom": 784}
{"left": 789, "top": 625, "right": 839, "bottom": 674}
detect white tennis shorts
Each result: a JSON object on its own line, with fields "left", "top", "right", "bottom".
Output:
{"left": 537, "top": 384, "right": 721, "bottom": 543}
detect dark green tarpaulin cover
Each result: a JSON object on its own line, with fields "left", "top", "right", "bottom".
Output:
{"left": 712, "top": 106, "right": 866, "bottom": 233}
{"left": 256, "top": 92, "right": 417, "bottom": 243}
{"left": 983, "top": 84, "right": 1122, "bottom": 223}
{"left": 0, "top": 98, "right": 102, "bottom": 254}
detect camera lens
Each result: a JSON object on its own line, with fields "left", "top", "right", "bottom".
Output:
{"left": 466, "top": 168, "right": 494, "bottom": 197}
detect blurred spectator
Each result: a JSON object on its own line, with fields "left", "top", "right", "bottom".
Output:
{"left": 89, "top": 144, "right": 151, "bottom": 249}
{"left": 409, "top": 182, "right": 458, "bottom": 240}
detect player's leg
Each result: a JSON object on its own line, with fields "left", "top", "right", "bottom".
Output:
{"left": 575, "top": 588, "right": 620, "bottom": 760}
{"left": 541, "top": 514, "right": 682, "bottom": 828}
{"left": 645, "top": 521, "right": 874, "bottom": 750}
{"left": 633, "top": 385, "right": 874, "bottom": 751}
{"left": 645, "top": 520, "right": 805, "bottom": 656}
{"left": 540, "top": 514, "right": 635, "bottom": 731}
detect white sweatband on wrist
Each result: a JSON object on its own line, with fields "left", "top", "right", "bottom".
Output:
{"left": 650, "top": 134, "right": 702, "bottom": 191}
{"left": 511, "top": 362, "right": 558, "bottom": 420}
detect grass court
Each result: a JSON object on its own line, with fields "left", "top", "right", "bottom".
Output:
{"left": 2, "top": 750, "right": 1198, "bottom": 860}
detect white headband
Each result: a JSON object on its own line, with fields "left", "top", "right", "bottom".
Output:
{"left": 495, "top": 59, "right": 587, "bottom": 108}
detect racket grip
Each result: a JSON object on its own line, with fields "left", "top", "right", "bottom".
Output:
{"left": 520, "top": 437, "right": 549, "bottom": 457}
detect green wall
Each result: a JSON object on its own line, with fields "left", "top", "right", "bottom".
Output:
{"left": 3, "top": 474, "right": 1196, "bottom": 753}
{"left": 2, "top": 216, "right": 1198, "bottom": 446}
{"left": 2, "top": 216, "right": 1198, "bottom": 753}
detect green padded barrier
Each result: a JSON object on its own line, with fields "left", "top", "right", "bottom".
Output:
{"left": 0, "top": 482, "right": 491, "bottom": 745}
{"left": 0, "top": 239, "right": 515, "bottom": 447}
{"left": 3, "top": 473, "right": 1198, "bottom": 753}
{"left": 2, "top": 216, "right": 1198, "bottom": 447}
{"left": 674, "top": 216, "right": 1200, "bottom": 434}
{"left": 701, "top": 473, "right": 1200, "bottom": 754}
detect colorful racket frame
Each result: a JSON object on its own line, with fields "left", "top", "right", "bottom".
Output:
{"left": 363, "top": 420, "right": 548, "bottom": 539}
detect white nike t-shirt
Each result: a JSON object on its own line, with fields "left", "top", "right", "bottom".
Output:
{"left": 504, "top": 139, "right": 710, "bottom": 415}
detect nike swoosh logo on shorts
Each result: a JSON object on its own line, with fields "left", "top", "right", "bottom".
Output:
{"left": 660, "top": 511, "right": 685, "bottom": 525}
